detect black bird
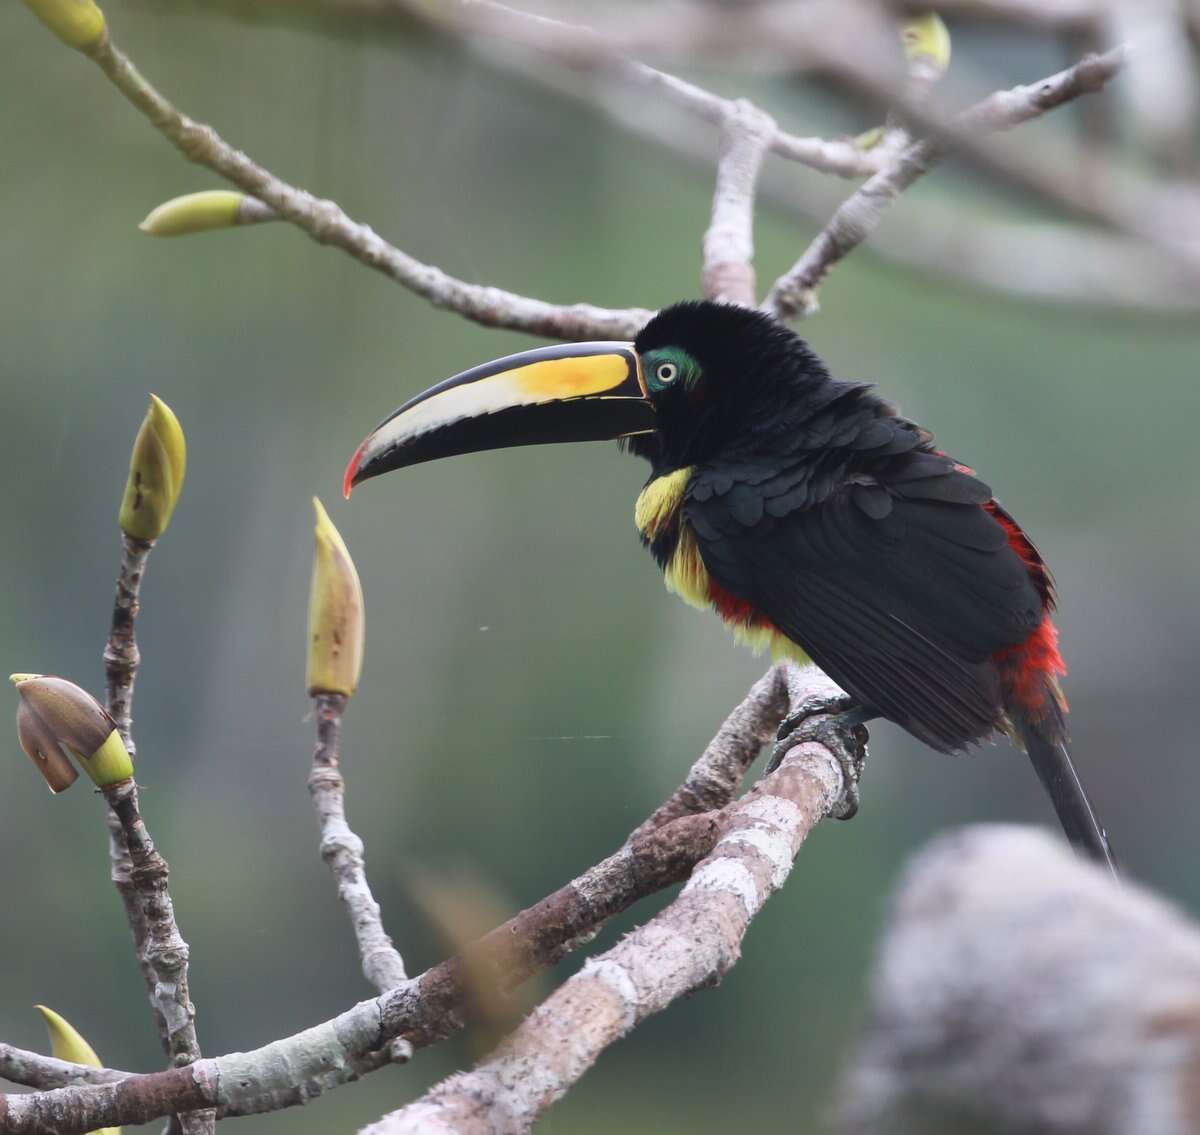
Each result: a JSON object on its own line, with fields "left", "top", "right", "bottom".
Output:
{"left": 345, "top": 300, "right": 1117, "bottom": 874}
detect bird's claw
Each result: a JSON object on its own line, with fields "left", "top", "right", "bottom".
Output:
{"left": 768, "top": 695, "right": 869, "bottom": 821}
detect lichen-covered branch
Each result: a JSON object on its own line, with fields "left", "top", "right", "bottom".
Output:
{"left": 72, "top": 27, "right": 649, "bottom": 340}
{"left": 838, "top": 824, "right": 1200, "bottom": 1135}
{"left": 357, "top": 667, "right": 855, "bottom": 1135}
{"left": 0, "top": 808, "right": 719, "bottom": 1132}
{"left": 102, "top": 780, "right": 213, "bottom": 1135}
{"left": 0, "top": 1046, "right": 129, "bottom": 1091}
{"left": 767, "top": 47, "right": 1131, "bottom": 319}
{"left": 0, "top": 665, "right": 825, "bottom": 1134}
{"left": 308, "top": 693, "right": 413, "bottom": 1062}
{"left": 395, "top": 0, "right": 884, "bottom": 179}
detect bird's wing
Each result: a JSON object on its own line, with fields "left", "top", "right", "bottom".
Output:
{"left": 685, "top": 435, "right": 1045, "bottom": 752}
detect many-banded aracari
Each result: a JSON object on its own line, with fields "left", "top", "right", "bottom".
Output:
{"left": 345, "top": 300, "right": 1117, "bottom": 874}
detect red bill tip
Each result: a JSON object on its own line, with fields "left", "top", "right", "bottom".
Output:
{"left": 343, "top": 440, "right": 368, "bottom": 500}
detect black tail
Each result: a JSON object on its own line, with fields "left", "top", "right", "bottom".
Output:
{"left": 1015, "top": 710, "right": 1120, "bottom": 878}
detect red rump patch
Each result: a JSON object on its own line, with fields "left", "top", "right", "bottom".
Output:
{"left": 984, "top": 499, "right": 1067, "bottom": 716}
{"left": 709, "top": 580, "right": 770, "bottom": 628}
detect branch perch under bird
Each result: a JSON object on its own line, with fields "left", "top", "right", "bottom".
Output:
{"left": 358, "top": 669, "right": 856, "bottom": 1135}
{"left": 0, "top": 665, "right": 866, "bottom": 1133}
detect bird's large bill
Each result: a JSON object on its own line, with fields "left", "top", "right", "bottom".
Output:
{"left": 344, "top": 342, "right": 654, "bottom": 496}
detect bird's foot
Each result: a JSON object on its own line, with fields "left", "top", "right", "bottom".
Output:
{"left": 768, "top": 695, "right": 872, "bottom": 821}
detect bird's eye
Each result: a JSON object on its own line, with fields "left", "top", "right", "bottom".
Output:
{"left": 655, "top": 362, "right": 678, "bottom": 384}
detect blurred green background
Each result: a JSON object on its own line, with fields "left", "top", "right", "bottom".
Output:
{"left": 2, "top": 5, "right": 1198, "bottom": 1132}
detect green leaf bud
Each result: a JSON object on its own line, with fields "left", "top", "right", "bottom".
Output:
{"left": 118, "top": 394, "right": 186, "bottom": 541}
{"left": 139, "top": 191, "right": 277, "bottom": 237}
{"left": 901, "top": 13, "right": 951, "bottom": 79}
{"left": 22, "top": 0, "right": 106, "bottom": 51}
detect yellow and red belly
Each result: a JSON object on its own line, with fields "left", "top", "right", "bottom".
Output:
{"left": 634, "top": 468, "right": 810, "bottom": 664}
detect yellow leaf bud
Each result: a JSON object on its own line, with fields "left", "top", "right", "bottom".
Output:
{"left": 119, "top": 394, "right": 186, "bottom": 541}
{"left": 22, "top": 0, "right": 106, "bottom": 51}
{"left": 138, "top": 191, "right": 277, "bottom": 237}
{"left": 901, "top": 13, "right": 952, "bottom": 79}
{"left": 11, "top": 675, "right": 133, "bottom": 791}
{"left": 34, "top": 1005, "right": 120, "bottom": 1135}
{"left": 307, "top": 498, "right": 365, "bottom": 698}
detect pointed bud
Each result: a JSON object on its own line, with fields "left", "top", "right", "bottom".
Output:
{"left": 22, "top": 0, "right": 106, "bottom": 51}
{"left": 34, "top": 1006, "right": 120, "bottom": 1135}
{"left": 307, "top": 499, "right": 365, "bottom": 698}
{"left": 11, "top": 675, "right": 133, "bottom": 791}
{"left": 119, "top": 395, "right": 186, "bottom": 541}
{"left": 139, "top": 191, "right": 277, "bottom": 237}
{"left": 901, "top": 13, "right": 951, "bottom": 81}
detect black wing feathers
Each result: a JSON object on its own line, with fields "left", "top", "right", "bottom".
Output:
{"left": 684, "top": 397, "right": 1042, "bottom": 753}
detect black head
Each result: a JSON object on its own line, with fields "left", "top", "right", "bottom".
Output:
{"left": 626, "top": 300, "right": 834, "bottom": 470}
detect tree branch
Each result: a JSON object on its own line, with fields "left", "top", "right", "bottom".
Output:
{"left": 97, "top": 531, "right": 176, "bottom": 1064}
{"left": 0, "top": 1048, "right": 129, "bottom": 1091}
{"left": 309, "top": 693, "right": 414, "bottom": 1062}
{"left": 392, "top": 0, "right": 885, "bottom": 179}
{"left": 767, "top": 46, "right": 1131, "bottom": 319}
{"left": 701, "top": 102, "right": 776, "bottom": 305}
{"left": 463, "top": 23, "right": 1200, "bottom": 314}
{"left": 0, "top": 664, "right": 832, "bottom": 1133}
{"left": 102, "top": 780, "right": 213, "bottom": 1135}
{"left": 357, "top": 668, "right": 854, "bottom": 1134}
{"left": 73, "top": 26, "right": 650, "bottom": 340}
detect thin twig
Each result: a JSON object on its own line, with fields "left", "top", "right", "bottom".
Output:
{"left": 0, "top": 1048, "right": 129, "bottom": 1091}
{"left": 309, "top": 693, "right": 414, "bottom": 1061}
{"left": 399, "top": 0, "right": 885, "bottom": 178}
{"left": 767, "top": 46, "right": 1131, "bottom": 319}
{"left": 102, "top": 780, "right": 214, "bottom": 1135}
{"left": 463, "top": 23, "right": 1200, "bottom": 314}
{"left": 100, "top": 535, "right": 177, "bottom": 1056}
{"left": 75, "top": 29, "right": 649, "bottom": 341}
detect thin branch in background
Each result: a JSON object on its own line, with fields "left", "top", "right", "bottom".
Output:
{"left": 883, "top": 0, "right": 1102, "bottom": 32}
{"left": 360, "top": 668, "right": 857, "bottom": 1135}
{"left": 1106, "top": 0, "right": 1200, "bottom": 171}
{"left": 459, "top": 21, "right": 1200, "bottom": 314}
{"left": 309, "top": 693, "right": 414, "bottom": 1062}
{"left": 401, "top": 0, "right": 889, "bottom": 179}
{"left": 73, "top": 32, "right": 650, "bottom": 340}
{"left": 766, "top": 46, "right": 1130, "bottom": 319}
